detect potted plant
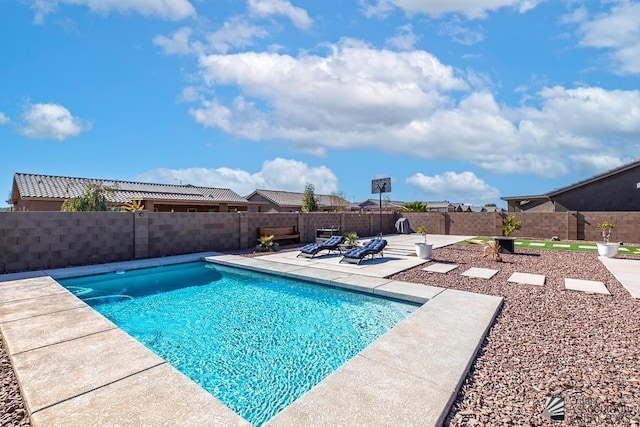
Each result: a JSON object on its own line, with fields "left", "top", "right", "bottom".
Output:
{"left": 414, "top": 225, "right": 433, "bottom": 259}
{"left": 495, "top": 215, "right": 521, "bottom": 254}
{"left": 596, "top": 220, "right": 618, "bottom": 257}
{"left": 256, "top": 235, "right": 278, "bottom": 252}
{"left": 343, "top": 231, "right": 359, "bottom": 248}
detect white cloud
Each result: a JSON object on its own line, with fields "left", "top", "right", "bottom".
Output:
{"left": 191, "top": 38, "right": 467, "bottom": 151}
{"left": 407, "top": 171, "right": 500, "bottom": 202}
{"left": 206, "top": 17, "right": 270, "bottom": 53}
{"left": 438, "top": 17, "right": 485, "bottom": 45}
{"left": 519, "top": 86, "right": 640, "bottom": 140}
{"left": 360, "top": 0, "right": 543, "bottom": 20}
{"left": 19, "top": 103, "right": 90, "bottom": 140}
{"left": 248, "top": 0, "right": 313, "bottom": 30}
{"left": 560, "top": 6, "right": 588, "bottom": 25}
{"left": 155, "top": 19, "right": 269, "bottom": 56}
{"left": 136, "top": 158, "right": 338, "bottom": 195}
{"left": 154, "top": 27, "right": 202, "bottom": 55}
{"left": 32, "top": 0, "right": 195, "bottom": 24}
{"left": 0, "top": 112, "right": 9, "bottom": 125}
{"left": 575, "top": 2, "right": 640, "bottom": 74}
{"left": 566, "top": 154, "right": 625, "bottom": 174}
{"left": 181, "top": 36, "right": 640, "bottom": 178}
{"left": 385, "top": 24, "right": 418, "bottom": 51}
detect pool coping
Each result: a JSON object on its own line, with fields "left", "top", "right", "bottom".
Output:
{"left": 0, "top": 252, "right": 503, "bottom": 427}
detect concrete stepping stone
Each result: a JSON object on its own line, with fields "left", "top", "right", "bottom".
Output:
{"left": 618, "top": 247, "right": 629, "bottom": 252}
{"left": 422, "top": 263, "right": 458, "bottom": 274}
{"left": 552, "top": 244, "right": 570, "bottom": 248}
{"left": 578, "top": 245, "right": 597, "bottom": 250}
{"left": 528, "top": 242, "right": 545, "bottom": 247}
{"left": 461, "top": 267, "right": 499, "bottom": 279}
{"left": 564, "top": 278, "right": 610, "bottom": 295}
{"left": 508, "top": 272, "right": 545, "bottom": 286}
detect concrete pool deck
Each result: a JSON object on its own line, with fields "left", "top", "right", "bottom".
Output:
{"left": 0, "top": 235, "right": 503, "bottom": 426}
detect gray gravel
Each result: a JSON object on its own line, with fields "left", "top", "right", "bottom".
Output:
{"left": 1, "top": 244, "right": 638, "bottom": 426}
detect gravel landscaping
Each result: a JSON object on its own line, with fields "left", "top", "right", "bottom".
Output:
{"left": 1, "top": 243, "right": 638, "bottom": 426}
{"left": 0, "top": 339, "right": 29, "bottom": 426}
{"left": 390, "top": 245, "right": 640, "bottom": 426}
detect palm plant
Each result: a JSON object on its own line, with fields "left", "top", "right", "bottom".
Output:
{"left": 344, "top": 231, "right": 359, "bottom": 246}
{"left": 400, "top": 201, "right": 427, "bottom": 212}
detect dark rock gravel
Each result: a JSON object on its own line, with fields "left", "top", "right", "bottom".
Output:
{"left": 1, "top": 244, "right": 638, "bottom": 426}
{"left": 0, "top": 339, "right": 29, "bottom": 426}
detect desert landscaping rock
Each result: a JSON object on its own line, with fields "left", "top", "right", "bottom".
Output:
{"left": 391, "top": 245, "right": 640, "bottom": 426}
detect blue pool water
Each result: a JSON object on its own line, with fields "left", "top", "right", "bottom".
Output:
{"left": 59, "top": 261, "right": 418, "bottom": 426}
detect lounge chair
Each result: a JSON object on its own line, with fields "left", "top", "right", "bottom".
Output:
{"left": 297, "top": 235, "right": 345, "bottom": 258}
{"left": 339, "top": 238, "right": 387, "bottom": 264}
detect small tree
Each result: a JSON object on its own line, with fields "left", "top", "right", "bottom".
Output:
{"left": 301, "top": 183, "right": 319, "bottom": 213}
{"left": 61, "top": 182, "right": 114, "bottom": 212}
{"left": 502, "top": 215, "right": 522, "bottom": 237}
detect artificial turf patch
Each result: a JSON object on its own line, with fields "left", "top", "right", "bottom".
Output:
{"left": 459, "top": 237, "right": 640, "bottom": 254}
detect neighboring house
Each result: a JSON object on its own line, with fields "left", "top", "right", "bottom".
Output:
{"left": 484, "top": 206, "right": 506, "bottom": 213}
{"left": 8, "top": 173, "right": 256, "bottom": 212}
{"left": 246, "top": 189, "right": 358, "bottom": 212}
{"left": 426, "top": 201, "right": 457, "bottom": 213}
{"left": 502, "top": 159, "right": 640, "bottom": 212}
{"left": 358, "top": 199, "right": 406, "bottom": 212}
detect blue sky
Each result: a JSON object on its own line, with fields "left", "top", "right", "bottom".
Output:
{"left": 2, "top": 1, "right": 640, "bottom": 207}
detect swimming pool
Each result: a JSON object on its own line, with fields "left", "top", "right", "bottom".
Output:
{"left": 58, "top": 261, "right": 418, "bottom": 426}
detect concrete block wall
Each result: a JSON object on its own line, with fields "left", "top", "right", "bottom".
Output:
{"left": 244, "top": 212, "right": 301, "bottom": 248}
{"left": 400, "top": 212, "right": 447, "bottom": 235}
{"left": 511, "top": 212, "right": 577, "bottom": 241}
{"left": 0, "top": 212, "right": 133, "bottom": 273}
{"left": 3, "top": 210, "right": 640, "bottom": 275}
{"left": 343, "top": 213, "right": 394, "bottom": 238}
{"left": 446, "top": 213, "right": 495, "bottom": 237}
{"left": 581, "top": 212, "right": 640, "bottom": 244}
{"left": 147, "top": 212, "right": 240, "bottom": 257}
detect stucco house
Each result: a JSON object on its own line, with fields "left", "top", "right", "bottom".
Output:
{"left": 246, "top": 189, "right": 358, "bottom": 212}
{"left": 501, "top": 159, "right": 640, "bottom": 212}
{"left": 358, "top": 199, "right": 406, "bottom": 211}
{"left": 8, "top": 173, "right": 256, "bottom": 212}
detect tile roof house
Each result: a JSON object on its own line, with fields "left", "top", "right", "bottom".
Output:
{"left": 9, "top": 173, "right": 256, "bottom": 212}
{"left": 426, "top": 201, "right": 457, "bottom": 213}
{"left": 246, "top": 189, "right": 358, "bottom": 212}
{"left": 501, "top": 159, "right": 640, "bottom": 212}
{"left": 358, "top": 199, "right": 406, "bottom": 211}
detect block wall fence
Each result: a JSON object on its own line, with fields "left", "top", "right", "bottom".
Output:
{"left": 1, "top": 210, "right": 639, "bottom": 274}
